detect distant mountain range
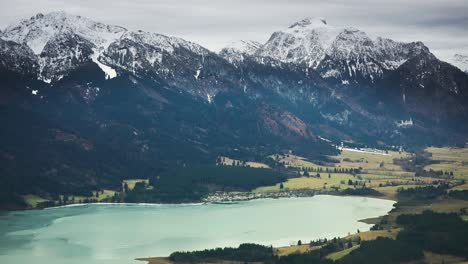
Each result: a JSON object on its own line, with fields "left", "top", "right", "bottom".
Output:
{"left": 1, "top": 12, "right": 467, "bottom": 201}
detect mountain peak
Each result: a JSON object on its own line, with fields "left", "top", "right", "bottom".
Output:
{"left": 1, "top": 11, "right": 127, "bottom": 54}
{"left": 289, "top": 17, "right": 327, "bottom": 29}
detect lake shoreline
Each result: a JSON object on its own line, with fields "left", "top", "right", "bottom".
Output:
{"left": 202, "top": 189, "right": 397, "bottom": 203}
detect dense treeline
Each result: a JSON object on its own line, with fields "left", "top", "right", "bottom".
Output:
{"left": 170, "top": 244, "right": 277, "bottom": 263}
{"left": 396, "top": 211, "right": 468, "bottom": 257}
{"left": 0, "top": 187, "right": 26, "bottom": 209}
{"left": 341, "top": 187, "right": 383, "bottom": 196}
{"left": 338, "top": 237, "right": 423, "bottom": 264}
{"left": 125, "top": 165, "right": 285, "bottom": 202}
{"left": 448, "top": 190, "right": 468, "bottom": 200}
{"left": 397, "top": 185, "right": 449, "bottom": 199}
{"left": 168, "top": 237, "right": 423, "bottom": 264}
{"left": 393, "top": 149, "right": 432, "bottom": 173}
{"left": 397, "top": 185, "right": 468, "bottom": 200}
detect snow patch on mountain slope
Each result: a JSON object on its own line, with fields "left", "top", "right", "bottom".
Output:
{"left": 194, "top": 69, "right": 201, "bottom": 80}
{"left": 91, "top": 52, "right": 117, "bottom": 79}
{"left": 0, "top": 12, "right": 212, "bottom": 82}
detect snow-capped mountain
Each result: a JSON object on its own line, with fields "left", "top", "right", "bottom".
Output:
{"left": 101, "top": 30, "right": 242, "bottom": 99}
{"left": 256, "top": 17, "right": 340, "bottom": 68}
{"left": 0, "top": 12, "right": 126, "bottom": 82}
{"left": 0, "top": 11, "right": 239, "bottom": 99}
{"left": 1, "top": 12, "right": 126, "bottom": 54}
{"left": 1, "top": 12, "right": 467, "bottom": 132}
{"left": 230, "top": 17, "right": 430, "bottom": 85}
{"left": 101, "top": 29, "right": 210, "bottom": 78}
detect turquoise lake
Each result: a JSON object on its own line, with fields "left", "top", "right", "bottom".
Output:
{"left": 0, "top": 195, "right": 395, "bottom": 264}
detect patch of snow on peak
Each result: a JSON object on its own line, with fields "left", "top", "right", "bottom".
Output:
{"left": 257, "top": 17, "right": 343, "bottom": 68}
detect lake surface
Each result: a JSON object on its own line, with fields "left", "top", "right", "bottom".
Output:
{"left": 0, "top": 195, "right": 394, "bottom": 264}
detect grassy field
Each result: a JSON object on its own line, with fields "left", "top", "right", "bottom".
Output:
{"left": 275, "top": 244, "right": 321, "bottom": 256}
{"left": 451, "top": 183, "right": 468, "bottom": 191}
{"left": 123, "top": 179, "right": 150, "bottom": 190}
{"left": 22, "top": 189, "right": 118, "bottom": 208}
{"left": 22, "top": 194, "right": 49, "bottom": 208}
{"left": 325, "top": 245, "right": 360, "bottom": 260}
{"left": 60, "top": 189, "right": 118, "bottom": 203}
{"left": 257, "top": 148, "right": 438, "bottom": 198}
{"left": 352, "top": 229, "right": 400, "bottom": 241}
{"left": 219, "top": 156, "right": 270, "bottom": 168}
{"left": 254, "top": 173, "right": 354, "bottom": 192}
{"left": 93, "top": 189, "right": 117, "bottom": 201}
{"left": 277, "top": 229, "right": 400, "bottom": 260}
{"left": 245, "top": 161, "right": 270, "bottom": 168}
{"left": 424, "top": 147, "right": 468, "bottom": 180}
{"left": 271, "top": 149, "right": 413, "bottom": 176}
{"left": 270, "top": 154, "right": 325, "bottom": 169}
{"left": 255, "top": 147, "right": 468, "bottom": 201}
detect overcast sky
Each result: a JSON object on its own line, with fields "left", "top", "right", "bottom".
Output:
{"left": 1, "top": 0, "right": 467, "bottom": 61}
